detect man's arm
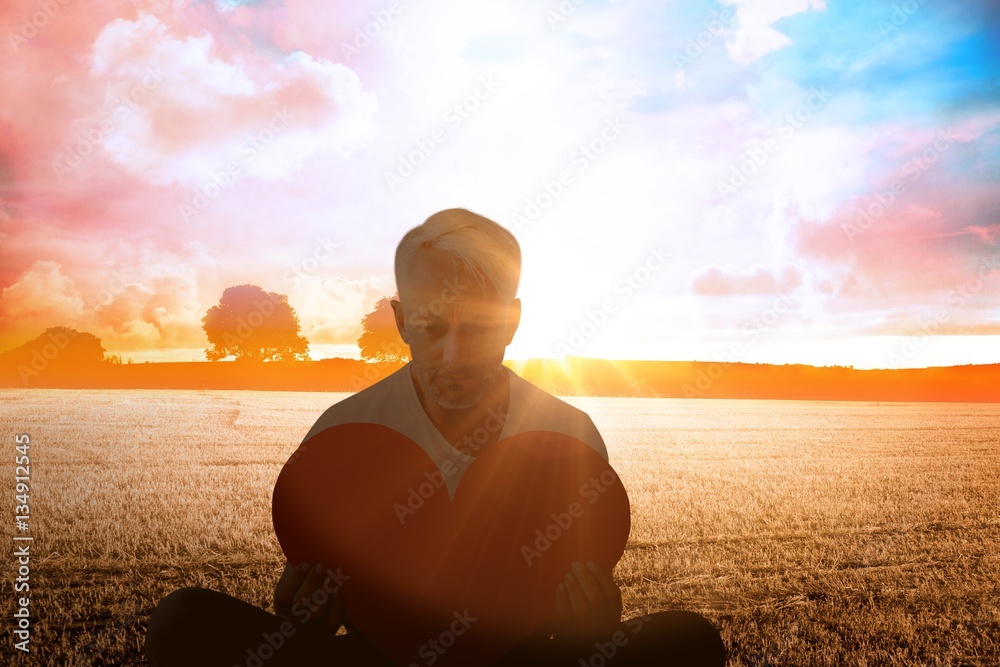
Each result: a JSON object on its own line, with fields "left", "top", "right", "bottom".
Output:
{"left": 274, "top": 561, "right": 346, "bottom": 632}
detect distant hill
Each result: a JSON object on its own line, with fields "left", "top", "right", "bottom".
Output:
{"left": 506, "top": 358, "right": 1000, "bottom": 403}
{"left": 0, "top": 353, "right": 997, "bottom": 402}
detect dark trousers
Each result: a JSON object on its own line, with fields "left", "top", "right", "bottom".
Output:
{"left": 144, "top": 586, "right": 727, "bottom": 666}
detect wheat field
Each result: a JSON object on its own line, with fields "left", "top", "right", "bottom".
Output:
{"left": 1, "top": 389, "right": 998, "bottom": 665}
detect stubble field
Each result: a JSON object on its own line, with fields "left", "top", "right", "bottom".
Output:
{"left": 1, "top": 389, "right": 998, "bottom": 665}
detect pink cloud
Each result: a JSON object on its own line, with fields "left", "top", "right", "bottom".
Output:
{"left": 931, "top": 225, "right": 1000, "bottom": 244}
{"left": 689, "top": 263, "right": 803, "bottom": 296}
{"left": 87, "top": 13, "right": 377, "bottom": 186}
{"left": 789, "top": 109, "right": 1000, "bottom": 311}
{"left": 0, "top": 1, "right": 382, "bottom": 332}
{"left": 788, "top": 178, "right": 1000, "bottom": 340}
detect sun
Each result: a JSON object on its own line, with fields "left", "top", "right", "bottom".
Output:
{"left": 505, "top": 253, "right": 580, "bottom": 361}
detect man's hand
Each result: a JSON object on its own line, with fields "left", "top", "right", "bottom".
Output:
{"left": 273, "top": 561, "right": 345, "bottom": 632}
{"left": 552, "top": 560, "right": 623, "bottom": 646}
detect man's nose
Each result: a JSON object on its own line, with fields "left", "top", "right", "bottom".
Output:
{"left": 440, "top": 327, "right": 476, "bottom": 366}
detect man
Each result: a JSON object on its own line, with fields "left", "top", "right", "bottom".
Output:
{"left": 144, "top": 208, "right": 727, "bottom": 666}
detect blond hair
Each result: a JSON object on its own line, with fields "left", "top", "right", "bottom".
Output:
{"left": 394, "top": 208, "right": 520, "bottom": 302}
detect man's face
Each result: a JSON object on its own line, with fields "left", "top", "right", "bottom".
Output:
{"left": 391, "top": 248, "right": 520, "bottom": 410}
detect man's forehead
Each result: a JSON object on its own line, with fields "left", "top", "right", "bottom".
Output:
{"left": 403, "top": 294, "right": 506, "bottom": 319}
{"left": 400, "top": 248, "right": 509, "bottom": 314}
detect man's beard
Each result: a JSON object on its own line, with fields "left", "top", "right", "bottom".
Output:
{"left": 412, "top": 359, "right": 504, "bottom": 410}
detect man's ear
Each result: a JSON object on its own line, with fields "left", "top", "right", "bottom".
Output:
{"left": 504, "top": 298, "right": 521, "bottom": 345}
{"left": 390, "top": 299, "right": 410, "bottom": 343}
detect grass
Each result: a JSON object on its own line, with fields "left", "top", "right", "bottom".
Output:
{"left": 0, "top": 389, "right": 997, "bottom": 665}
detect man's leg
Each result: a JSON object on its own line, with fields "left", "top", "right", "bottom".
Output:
{"left": 494, "top": 611, "right": 727, "bottom": 667}
{"left": 593, "top": 610, "right": 726, "bottom": 666}
{"left": 143, "top": 586, "right": 395, "bottom": 667}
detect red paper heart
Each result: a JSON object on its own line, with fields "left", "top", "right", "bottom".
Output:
{"left": 272, "top": 422, "right": 630, "bottom": 666}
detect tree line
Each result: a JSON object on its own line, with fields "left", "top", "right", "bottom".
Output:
{"left": 0, "top": 284, "right": 408, "bottom": 369}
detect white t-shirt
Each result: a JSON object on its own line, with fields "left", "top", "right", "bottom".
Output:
{"left": 299, "top": 361, "right": 609, "bottom": 500}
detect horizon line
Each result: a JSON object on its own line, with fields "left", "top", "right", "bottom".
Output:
{"left": 105, "top": 355, "right": 1000, "bottom": 372}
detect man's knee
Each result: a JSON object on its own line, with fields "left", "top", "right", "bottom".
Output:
{"left": 633, "top": 610, "right": 727, "bottom": 665}
{"left": 149, "top": 586, "right": 214, "bottom": 628}
{"left": 659, "top": 609, "right": 722, "bottom": 638}
{"left": 144, "top": 587, "right": 215, "bottom": 664}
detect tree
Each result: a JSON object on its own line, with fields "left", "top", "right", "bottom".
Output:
{"left": 357, "top": 292, "right": 409, "bottom": 364}
{"left": 0, "top": 327, "right": 107, "bottom": 367}
{"left": 202, "top": 284, "right": 310, "bottom": 362}
{"left": 0, "top": 327, "right": 108, "bottom": 383}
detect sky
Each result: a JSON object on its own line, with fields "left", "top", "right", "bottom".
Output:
{"left": 1, "top": 0, "right": 999, "bottom": 369}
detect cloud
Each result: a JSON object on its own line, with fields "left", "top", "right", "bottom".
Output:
{"left": 724, "top": 0, "right": 826, "bottom": 64}
{"left": 689, "top": 263, "right": 804, "bottom": 296}
{"left": 789, "top": 187, "right": 1000, "bottom": 321}
{"left": 93, "top": 272, "right": 204, "bottom": 349}
{"left": 952, "top": 225, "right": 1000, "bottom": 244}
{"left": 89, "top": 13, "right": 378, "bottom": 185}
{"left": 291, "top": 273, "right": 396, "bottom": 347}
{"left": 2, "top": 0, "right": 998, "bottom": 366}
{"left": 0, "top": 260, "right": 86, "bottom": 326}
{"left": 0, "top": 252, "right": 209, "bottom": 355}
